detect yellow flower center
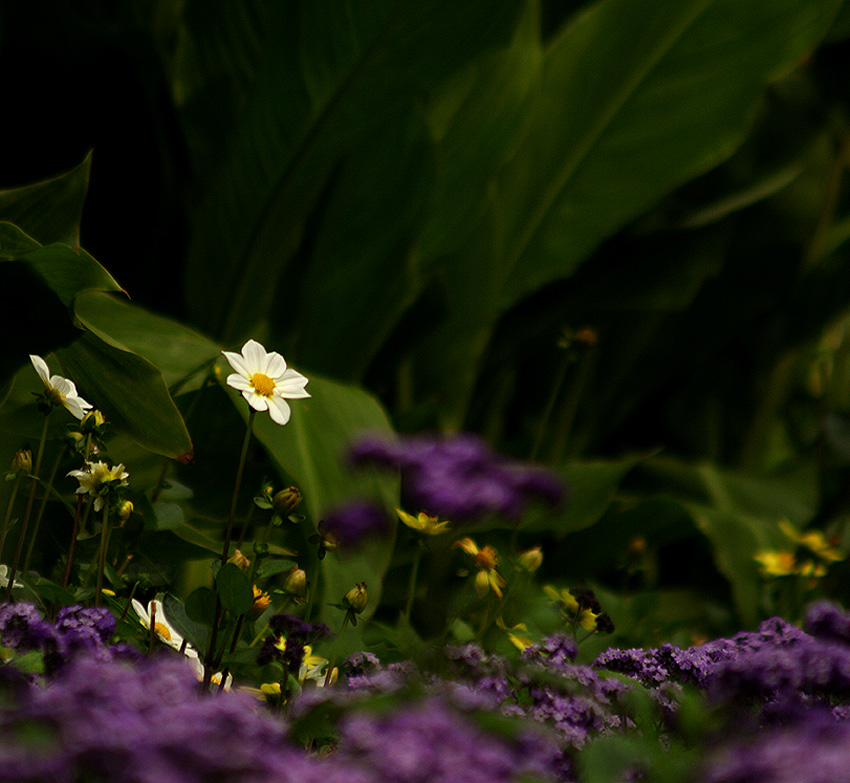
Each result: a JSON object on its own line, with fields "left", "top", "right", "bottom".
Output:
{"left": 474, "top": 545, "right": 499, "bottom": 571}
{"left": 154, "top": 622, "right": 172, "bottom": 641}
{"left": 251, "top": 373, "right": 276, "bottom": 397}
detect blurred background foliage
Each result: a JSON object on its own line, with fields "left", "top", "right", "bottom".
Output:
{"left": 4, "top": 0, "right": 850, "bottom": 642}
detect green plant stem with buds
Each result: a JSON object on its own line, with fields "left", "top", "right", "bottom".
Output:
{"left": 62, "top": 433, "right": 94, "bottom": 589}
{"left": 204, "top": 409, "right": 256, "bottom": 688}
{"left": 6, "top": 412, "right": 51, "bottom": 600}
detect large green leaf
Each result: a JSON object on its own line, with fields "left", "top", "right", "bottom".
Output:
{"left": 73, "top": 291, "right": 220, "bottom": 389}
{"left": 415, "top": 0, "right": 843, "bottom": 424}
{"left": 0, "top": 154, "right": 91, "bottom": 246}
{"left": 217, "top": 363, "right": 399, "bottom": 618}
{"left": 177, "top": 0, "right": 525, "bottom": 341}
{"left": 56, "top": 332, "right": 193, "bottom": 461}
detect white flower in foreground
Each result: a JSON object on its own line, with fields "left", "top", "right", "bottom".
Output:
{"left": 222, "top": 339, "right": 310, "bottom": 426}
{"left": 188, "top": 655, "right": 233, "bottom": 691}
{"left": 67, "top": 460, "right": 129, "bottom": 512}
{"left": 131, "top": 598, "right": 198, "bottom": 657}
{"left": 30, "top": 355, "right": 93, "bottom": 419}
{"left": 0, "top": 565, "right": 24, "bottom": 590}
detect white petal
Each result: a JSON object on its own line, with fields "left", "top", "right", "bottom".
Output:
{"left": 131, "top": 598, "right": 150, "bottom": 626}
{"left": 30, "top": 355, "right": 50, "bottom": 385}
{"left": 267, "top": 395, "right": 291, "bottom": 425}
{"left": 244, "top": 390, "right": 269, "bottom": 411}
{"left": 227, "top": 373, "right": 253, "bottom": 392}
{"left": 277, "top": 369, "right": 310, "bottom": 398}
{"left": 265, "top": 352, "right": 286, "bottom": 378}
{"left": 222, "top": 351, "right": 251, "bottom": 378}
{"left": 242, "top": 340, "right": 267, "bottom": 372}
{"left": 64, "top": 396, "right": 92, "bottom": 420}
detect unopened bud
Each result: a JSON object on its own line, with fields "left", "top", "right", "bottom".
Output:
{"left": 517, "top": 546, "right": 543, "bottom": 573}
{"left": 272, "top": 486, "right": 302, "bottom": 517}
{"left": 10, "top": 449, "right": 32, "bottom": 475}
{"left": 342, "top": 582, "right": 368, "bottom": 614}
{"left": 227, "top": 549, "right": 251, "bottom": 571}
{"left": 118, "top": 500, "right": 134, "bottom": 522}
{"left": 283, "top": 566, "right": 307, "bottom": 596}
{"left": 80, "top": 409, "right": 106, "bottom": 433}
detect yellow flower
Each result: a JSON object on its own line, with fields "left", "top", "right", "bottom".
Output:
{"left": 396, "top": 508, "right": 451, "bottom": 536}
{"left": 497, "top": 617, "right": 534, "bottom": 651}
{"left": 222, "top": 339, "right": 309, "bottom": 426}
{"left": 754, "top": 550, "right": 796, "bottom": 577}
{"left": 453, "top": 537, "right": 507, "bottom": 598}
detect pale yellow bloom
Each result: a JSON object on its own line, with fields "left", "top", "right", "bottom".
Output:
{"left": 454, "top": 537, "right": 507, "bottom": 598}
{"left": 396, "top": 508, "right": 451, "bottom": 535}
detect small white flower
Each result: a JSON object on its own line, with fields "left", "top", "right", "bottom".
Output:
{"left": 29, "top": 355, "right": 93, "bottom": 420}
{"left": 67, "top": 460, "right": 129, "bottom": 512}
{"left": 0, "top": 565, "right": 23, "bottom": 590}
{"left": 131, "top": 598, "right": 198, "bottom": 657}
{"left": 222, "top": 339, "right": 310, "bottom": 426}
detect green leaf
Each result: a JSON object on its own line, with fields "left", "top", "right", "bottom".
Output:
{"left": 0, "top": 153, "right": 91, "bottom": 246}
{"left": 164, "top": 593, "right": 211, "bottom": 652}
{"left": 73, "top": 291, "right": 220, "bottom": 389}
{"left": 215, "top": 562, "right": 254, "bottom": 615}
{"left": 522, "top": 455, "right": 647, "bottom": 535}
{"left": 256, "top": 558, "right": 297, "bottom": 580}
{"left": 56, "top": 332, "right": 193, "bottom": 460}
{"left": 178, "top": 0, "right": 525, "bottom": 341}
{"left": 415, "top": 0, "right": 843, "bottom": 423}
{"left": 185, "top": 586, "right": 218, "bottom": 627}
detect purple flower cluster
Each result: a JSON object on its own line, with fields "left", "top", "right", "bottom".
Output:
{"left": 703, "top": 709, "right": 850, "bottom": 783}
{"left": 0, "top": 603, "right": 135, "bottom": 676}
{"left": 320, "top": 500, "right": 390, "bottom": 546}
{"left": 349, "top": 433, "right": 564, "bottom": 521}
{"left": 0, "top": 655, "right": 360, "bottom": 783}
{"left": 334, "top": 696, "right": 561, "bottom": 783}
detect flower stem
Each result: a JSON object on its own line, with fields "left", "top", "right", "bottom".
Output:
{"left": 403, "top": 546, "right": 423, "bottom": 625}
{"left": 0, "top": 474, "right": 22, "bottom": 566}
{"left": 6, "top": 412, "right": 51, "bottom": 600}
{"left": 95, "top": 504, "right": 111, "bottom": 607}
{"left": 205, "top": 408, "right": 255, "bottom": 689}
{"left": 24, "top": 443, "right": 66, "bottom": 571}
{"left": 221, "top": 409, "right": 255, "bottom": 567}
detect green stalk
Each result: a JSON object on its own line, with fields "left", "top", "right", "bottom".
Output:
{"left": 24, "top": 443, "right": 66, "bottom": 571}
{"left": 0, "top": 474, "right": 22, "bottom": 566}
{"left": 205, "top": 409, "right": 255, "bottom": 689}
{"left": 6, "top": 412, "right": 51, "bottom": 600}
{"left": 95, "top": 504, "right": 111, "bottom": 607}
{"left": 403, "top": 546, "right": 423, "bottom": 625}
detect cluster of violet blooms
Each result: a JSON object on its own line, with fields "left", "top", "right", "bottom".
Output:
{"left": 6, "top": 432, "right": 850, "bottom": 781}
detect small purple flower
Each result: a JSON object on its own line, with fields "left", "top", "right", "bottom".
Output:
{"left": 805, "top": 601, "right": 850, "bottom": 644}
{"left": 349, "top": 433, "right": 564, "bottom": 521}
{"left": 320, "top": 500, "right": 390, "bottom": 546}
{"left": 259, "top": 613, "right": 332, "bottom": 671}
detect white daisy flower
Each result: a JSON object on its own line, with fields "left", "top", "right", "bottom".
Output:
{"left": 221, "top": 339, "right": 310, "bottom": 426}
{"left": 131, "top": 598, "right": 198, "bottom": 657}
{"left": 29, "top": 355, "right": 93, "bottom": 419}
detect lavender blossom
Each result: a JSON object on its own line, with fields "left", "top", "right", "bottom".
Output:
{"left": 349, "top": 433, "right": 564, "bottom": 521}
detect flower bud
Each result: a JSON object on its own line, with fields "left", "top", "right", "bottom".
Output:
{"left": 283, "top": 566, "right": 307, "bottom": 597}
{"left": 80, "top": 409, "right": 106, "bottom": 433}
{"left": 118, "top": 500, "right": 134, "bottom": 523}
{"left": 342, "top": 582, "right": 368, "bottom": 614}
{"left": 273, "top": 486, "right": 302, "bottom": 517}
{"left": 10, "top": 449, "right": 32, "bottom": 476}
{"left": 517, "top": 546, "right": 543, "bottom": 573}
{"left": 227, "top": 549, "right": 251, "bottom": 571}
